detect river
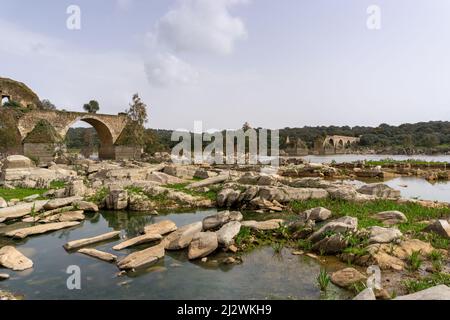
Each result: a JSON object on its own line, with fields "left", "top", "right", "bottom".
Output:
{"left": 0, "top": 210, "right": 351, "bottom": 300}
{"left": 302, "top": 154, "right": 450, "bottom": 164}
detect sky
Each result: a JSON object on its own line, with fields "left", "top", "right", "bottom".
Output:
{"left": 1, "top": 0, "right": 450, "bottom": 131}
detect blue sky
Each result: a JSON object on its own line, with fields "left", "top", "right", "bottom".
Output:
{"left": 1, "top": 0, "right": 450, "bottom": 130}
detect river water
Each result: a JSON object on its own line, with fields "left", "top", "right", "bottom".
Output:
{"left": 0, "top": 210, "right": 350, "bottom": 300}
{"left": 303, "top": 154, "right": 450, "bottom": 164}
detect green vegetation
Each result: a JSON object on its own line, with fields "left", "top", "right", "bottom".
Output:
{"left": 290, "top": 198, "right": 450, "bottom": 237}
{"left": 0, "top": 187, "right": 48, "bottom": 201}
{"left": 87, "top": 187, "right": 108, "bottom": 204}
{"left": 49, "top": 180, "right": 66, "bottom": 189}
{"left": 364, "top": 159, "right": 449, "bottom": 167}
{"left": 428, "top": 250, "right": 444, "bottom": 272}
{"left": 317, "top": 269, "right": 331, "bottom": 291}
{"left": 403, "top": 273, "right": 450, "bottom": 293}
{"left": 22, "top": 119, "right": 61, "bottom": 143}
{"left": 83, "top": 100, "right": 99, "bottom": 114}
{"left": 165, "top": 183, "right": 218, "bottom": 201}
{"left": 407, "top": 251, "right": 423, "bottom": 272}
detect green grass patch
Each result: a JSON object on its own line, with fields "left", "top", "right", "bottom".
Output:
{"left": 49, "top": 180, "right": 66, "bottom": 189}
{"left": 403, "top": 273, "right": 450, "bottom": 293}
{"left": 289, "top": 198, "right": 450, "bottom": 236}
{"left": 87, "top": 187, "right": 108, "bottom": 204}
{"left": 0, "top": 187, "right": 48, "bottom": 201}
{"left": 363, "top": 158, "right": 449, "bottom": 167}
{"left": 165, "top": 183, "right": 218, "bottom": 201}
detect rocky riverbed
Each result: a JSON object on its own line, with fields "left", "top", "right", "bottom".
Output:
{"left": 0, "top": 155, "right": 449, "bottom": 300}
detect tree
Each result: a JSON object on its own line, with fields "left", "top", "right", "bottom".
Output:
{"left": 125, "top": 93, "right": 148, "bottom": 146}
{"left": 83, "top": 100, "right": 100, "bottom": 114}
{"left": 39, "top": 99, "right": 56, "bottom": 110}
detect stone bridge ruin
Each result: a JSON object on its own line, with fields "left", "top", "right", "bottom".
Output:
{"left": 1, "top": 77, "right": 141, "bottom": 163}
{"left": 314, "top": 135, "right": 360, "bottom": 155}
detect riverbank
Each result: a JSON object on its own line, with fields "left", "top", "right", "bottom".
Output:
{"left": 0, "top": 155, "right": 449, "bottom": 300}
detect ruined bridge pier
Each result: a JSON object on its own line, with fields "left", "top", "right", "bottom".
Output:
{"left": 17, "top": 110, "right": 138, "bottom": 162}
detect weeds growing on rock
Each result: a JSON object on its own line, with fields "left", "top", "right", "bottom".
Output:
{"left": 403, "top": 273, "right": 450, "bottom": 293}
{"left": 407, "top": 250, "right": 423, "bottom": 272}
{"left": 317, "top": 268, "right": 330, "bottom": 291}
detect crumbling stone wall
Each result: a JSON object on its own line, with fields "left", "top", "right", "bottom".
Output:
{"left": 0, "top": 77, "right": 40, "bottom": 108}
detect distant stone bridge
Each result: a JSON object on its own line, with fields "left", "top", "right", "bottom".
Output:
{"left": 17, "top": 110, "right": 131, "bottom": 160}
{"left": 314, "top": 135, "right": 360, "bottom": 154}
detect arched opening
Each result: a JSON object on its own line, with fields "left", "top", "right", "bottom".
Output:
{"left": 338, "top": 140, "right": 344, "bottom": 148}
{"left": 1, "top": 95, "right": 11, "bottom": 106}
{"left": 328, "top": 138, "right": 334, "bottom": 146}
{"left": 65, "top": 118, "right": 114, "bottom": 160}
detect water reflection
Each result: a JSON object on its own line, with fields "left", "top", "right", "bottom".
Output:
{"left": 0, "top": 209, "right": 350, "bottom": 300}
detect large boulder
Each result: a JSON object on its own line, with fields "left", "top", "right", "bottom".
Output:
{"left": 308, "top": 216, "right": 358, "bottom": 243}
{"left": 105, "top": 189, "right": 128, "bottom": 210}
{"left": 353, "top": 288, "right": 376, "bottom": 300}
{"left": 258, "top": 186, "right": 328, "bottom": 203}
{"left": 188, "top": 232, "right": 218, "bottom": 260}
{"left": 72, "top": 200, "right": 98, "bottom": 212}
{"left": 241, "top": 219, "right": 284, "bottom": 231}
{"left": 164, "top": 222, "right": 203, "bottom": 250}
{"left": 423, "top": 220, "right": 450, "bottom": 239}
{"left": 64, "top": 180, "right": 86, "bottom": 197}
{"left": 202, "top": 211, "right": 243, "bottom": 230}
{"left": 0, "top": 246, "right": 33, "bottom": 271}
{"left": 144, "top": 220, "right": 177, "bottom": 235}
{"left": 312, "top": 234, "right": 348, "bottom": 254}
{"left": 394, "top": 285, "right": 450, "bottom": 300}
{"left": 44, "top": 196, "right": 82, "bottom": 210}
{"left": 357, "top": 183, "right": 401, "bottom": 199}
{"left": 117, "top": 244, "right": 165, "bottom": 270}
{"left": 331, "top": 267, "right": 367, "bottom": 289}
{"left": 146, "top": 172, "right": 185, "bottom": 185}
{"left": 2, "top": 155, "right": 34, "bottom": 169}
{"left": 327, "top": 185, "right": 375, "bottom": 202}
{"left": 217, "top": 189, "right": 241, "bottom": 207}
{"left": 216, "top": 221, "right": 241, "bottom": 246}
{"left": 303, "top": 207, "right": 332, "bottom": 222}
{"left": 374, "top": 211, "right": 408, "bottom": 225}
{"left": 368, "top": 226, "right": 403, "bottom": 244}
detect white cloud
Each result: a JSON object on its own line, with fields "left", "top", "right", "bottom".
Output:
{"left": 144, "top": 52, "right": 199, "bottom": 87}
{"left": 144, "top": 0, "right": 248, "bottom": 87}
{"left": 155, "top": 0, "right": 248, "bottom": 55}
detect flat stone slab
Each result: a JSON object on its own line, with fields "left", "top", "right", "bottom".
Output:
{"left": 78, "top": 248, "right": 117, "bottom": 263}
{"left": 241, "top": 219, "right": 284, "bottom": 231}
{"left": 164, "top": 222, "right": 203, "bottom": 250}
{"left": 40, "top": 211, "right": 85, "bottom": 223}
{"left": 188, "top": 232, "right": 218, "bottom": 260}
{"left": 113, "top": 233, "right": 162, "bottom": 251}
{"left": 117, "top": 244, "right": 165, "bottom": 270}
{"left": 44, "top": 196, "right": 83, "bottom": 210}
{"left": 394, "top": 285, "right": 450, "bottom": 300}
{"left": 0, "top": 273, "right": 10, "bottom": 281}
{"left": 0, "top": 200, "right": 48, "bottom": 222}
{"left": 0, "top": 246, "right": 33, "bottom": 271}
{"left": 5, "top": 221, "right": 81, "bottom": 239}
{"left": 64, "top": 231, "right": 121, "bottom": 250}
{"left": 144, "top": 220, "right": 177, "bottom": 235}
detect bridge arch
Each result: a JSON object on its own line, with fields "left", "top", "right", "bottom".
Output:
{"left": 63, "top": 116, "right": 115, "bottom": 159}
{"left": 18, "top": 110, "right": 130, "bottom": 161}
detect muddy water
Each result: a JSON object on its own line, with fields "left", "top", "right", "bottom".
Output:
{"left": 0, "top": 210, "right": 351, "bottom": 300}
